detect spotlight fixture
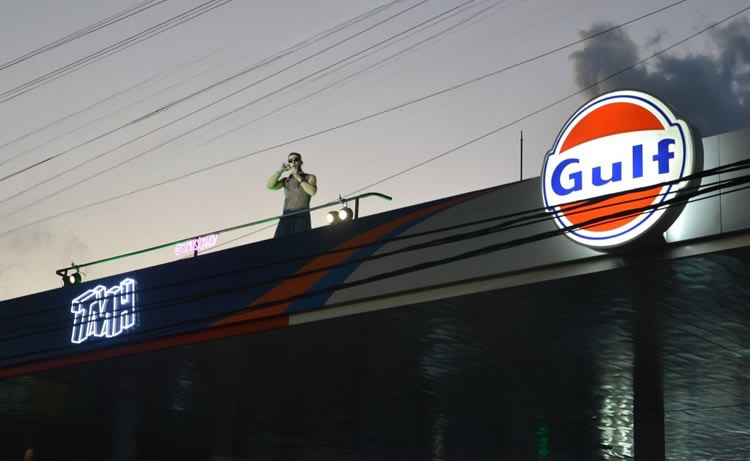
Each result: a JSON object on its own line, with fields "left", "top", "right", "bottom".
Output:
{"left": 327, "top": 211, "right": 341, "bottom": 225}
{"left": 327, "top": 196, "right": 357, "bottom": 226}
{"left": 338, "top": 207, "right": 353, "bottom": 221}
{"left": 67, "top": 272, "right": 82, "bottom": 286}
{"left": 60, "top": 265, "right": 83, "bottom": 287}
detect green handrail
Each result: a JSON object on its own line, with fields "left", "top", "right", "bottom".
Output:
{"left": 56, "top": 192, "right": 391, "bottom": 277}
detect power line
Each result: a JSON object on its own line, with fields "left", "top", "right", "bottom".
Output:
{"left": 0, "top": 45, "right": 223, "bottom": 167}
{"left": 2, "top": 159, "right": 737, "bottom": 324}
{"left": 112, "top": 0, "right": 693, "bottom": 203}
{"left": 0, "top": 0, "right": 695, "bottom": 233}
{"left": 188, "top": 1, "right": 494, "bottom": 249}
{"left": 0, "top": 0, "right": 435, "bottom": 201}
{"left": 0, "top": 0, "right": 233, "bottom": 105}
{"left": 0, "top": 0, "right": 480, "bottom": 220}
{"left": 0, "top": 0, "right": 401, "bottom": 169}
{"left": 183, "top": 0, "right": 504, "bottom": 158}
{"left": 3, "top": 168, "right": 748, "bottom": 338}
{"left": 31, "top": 0, "right": 498, "bottom": 269}
{"left": 3, "top": 159, "right": 749, "bottom": 334}
{"left": 348, "top": 1, "right": 750, "bottom": 196}
{"left": 5, "top": 179, "right": 750, "bottom": 373}
{"left": 0, "top": 0, "right": 166, "bottom": 72}
{"left": 1, "top": 167, "right": 749, "bottom": 364}
{"left": 190, "top": 0, "right": 511, "bottom": 249}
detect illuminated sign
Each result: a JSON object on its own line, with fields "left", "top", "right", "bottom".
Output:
{"left": 542, "top": 90, "right": 698, "bottom": 249}
{"left": 70, "top": 278, "right": 137, "bottom": 344}
{"left": 175, "top": 234, "right": 219, "bottom": 256}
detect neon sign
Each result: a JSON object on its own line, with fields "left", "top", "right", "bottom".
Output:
{"left": 175, "top": 234, "right": 219, "bottom": 256}
{"left": 541, "top": 90, "right": 698, "bottom": 249}
{"left": 70, "top": 278, "right": 137, "bottom": 344}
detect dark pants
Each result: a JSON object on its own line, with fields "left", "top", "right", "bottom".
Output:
{"left": 274, "top": 209, "right": 312, "bottom": 238}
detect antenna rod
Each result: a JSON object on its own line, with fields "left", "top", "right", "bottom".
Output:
{"left": 520, "top": 130, "right": 524, "bottom": 181}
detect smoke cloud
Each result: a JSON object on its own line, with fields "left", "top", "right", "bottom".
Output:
{"left": 570, "top": 17, "right": 750, "bottom": 136}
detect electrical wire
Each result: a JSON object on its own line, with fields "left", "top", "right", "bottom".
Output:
{"left": 0, "top": 162, "right": 732, "bottom": 323}
{"left": 345, "top": 2, "right": 750, "bottom": 196}
{"left": 0, "top": 0, "right": 437, "bottom": 206}
{"left": 0, "top": 0, "right": 166, "bottom": 72}
{"left": 2, "top": 173, "right": 747, "bottom": 343}
{"left": 181, "top": 0, "right": 504, "bottom": 159}
{"left": 2, "top": 160, "right": 749, "bottom": 340}
{"left": 188, "top": 0, "right": 511, "bottom": 249}
{"left": 0, "top": 0, "right": 401, "bottom": 169}
{"left": 0, "top": 44, "right": 225, "bottom": 167}
{"left": 127, "top": 0, "right": 726, "bottom": 249}
{"left": 0, "top": 0, "right": 234, "bottom": 184}
{"left": 0, "top": 0, "right": 233, "bottom": 105}
{"left": 2, "top": 166, "right": 750, "bottom": 364}
{"left": 0, "top": 0, "right": 698, "bottom": 235}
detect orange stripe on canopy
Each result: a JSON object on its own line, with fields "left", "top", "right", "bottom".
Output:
{"left": 212, "top": 194, "right": 479, "bottom": 327}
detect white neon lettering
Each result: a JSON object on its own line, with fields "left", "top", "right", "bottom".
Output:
{"left": 71, "top": 278, "right": 137, "bottom": 344}
{"left": 174, "top": 234, "right": 220, "bottom": 256}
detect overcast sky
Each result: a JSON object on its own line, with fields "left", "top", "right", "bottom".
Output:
{"left": 0, "top": 0, "right": 748, "bottom": 300}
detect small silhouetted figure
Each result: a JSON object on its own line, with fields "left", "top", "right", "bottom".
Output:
{"left": 267, "top": 152, "right": 318, "bottom": 237}
{"left": 24, "top": 448, "right": 34, "bottom": 460}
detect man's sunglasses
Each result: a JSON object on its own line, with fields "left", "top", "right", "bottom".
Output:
{"left": 288, "top": 158, "right": 301, "bottom": 163}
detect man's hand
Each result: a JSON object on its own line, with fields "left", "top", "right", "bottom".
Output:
{"left": 268, "top": 164, "right": 288, "bottom": 190}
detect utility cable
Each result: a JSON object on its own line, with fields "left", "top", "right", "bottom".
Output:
{"left": 3, "top": 162, "right": 745, "bottom": 329}
{"left": 0, "top": 0, "right": 233, "bottom": 179}
{"left": 0, "top": 0, "right": 166, "bottom": 72}
{"left": 2, "top": 160, "right": 749, "bottom": 338}
{"left": 0, "top": 45, "right": 221, "bottom": 167}
{"left": 0, "top": 0, "right": 435, "bottom": 203}
{"left": 0, "top": 0, "right": 695, "bottom": 234}
{"left": 0, "top": 0, "right": 400, "bottom": 169}
{"left": 3, "top": 161, "right": 739, "bottom": 323}
{"left": 182, "top": 0, "right": 503, "bottom": 159}
{"left": 2, "top": 170, "right": 750, "bottom": 364}
{"left": 185, "top": 0, "right": 739, "bottom": 248}
{"left": 0, "top": 0, "right": 400, "bottom": 173}
{"left": 0, "top": 0, "right": 232, "bottom": 105}
{"left": 5, "top": 170, "right": 750, "bottom": 342}
{"left": 346, "top": 2, "right": 750, "bottom": 196}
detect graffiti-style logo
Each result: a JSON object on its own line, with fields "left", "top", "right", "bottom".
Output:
{"left": 70, "top": 278, "right": 137, "bottom": 344}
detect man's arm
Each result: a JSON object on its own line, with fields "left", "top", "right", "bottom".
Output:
{"left": 267, "top": 163, "right": 288, "bottom": 190}
{"left": 297, "top": 173, "right": 317, "bottom": 196}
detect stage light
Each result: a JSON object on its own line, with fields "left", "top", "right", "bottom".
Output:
{"left": 62, "top": 271, "right": 82, "bottom": 286}
{"left": 338, "top": 207, "right": 353, "bottom": 221}
{"left": 327, "top": 211, "right": 341, "bottom": 225}
{"left": 327, "top": 196, "right": 356, "bottom": 226}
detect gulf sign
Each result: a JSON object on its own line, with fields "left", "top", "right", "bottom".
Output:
{"left": 542, "top": 90, "right": 697, "bottom": 249}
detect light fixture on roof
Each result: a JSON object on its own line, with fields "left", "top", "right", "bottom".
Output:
{"left": 326, "top": 210, "right": 341, "bottom": 225}
{"left": 58, "top": 264, "right": 83, "bottom": 287}
{"left": 327, "top": 196, "right": 354, "bottom": 226}
{"left": 338, "top": 207, "right": 353, "bottom": 221}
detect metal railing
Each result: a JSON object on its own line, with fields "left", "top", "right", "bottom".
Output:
{"left": 56, "top": 192, "right": 391, "bottom": 279}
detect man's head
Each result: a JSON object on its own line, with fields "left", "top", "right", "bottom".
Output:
{"left": 288, "top": 152, "right": 303, "bottom": 168}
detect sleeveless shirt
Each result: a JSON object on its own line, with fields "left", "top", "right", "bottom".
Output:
{"left": 282, "top": 173, "right": 312, "bottom": 210}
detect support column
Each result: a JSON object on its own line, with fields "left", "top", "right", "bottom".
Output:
{"left": 632, "top": 279, "right": 665, "bottom": 460}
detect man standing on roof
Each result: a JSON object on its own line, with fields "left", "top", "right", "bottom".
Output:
{"left": 267, "top": 152, "right": 318, "bottom": 238}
